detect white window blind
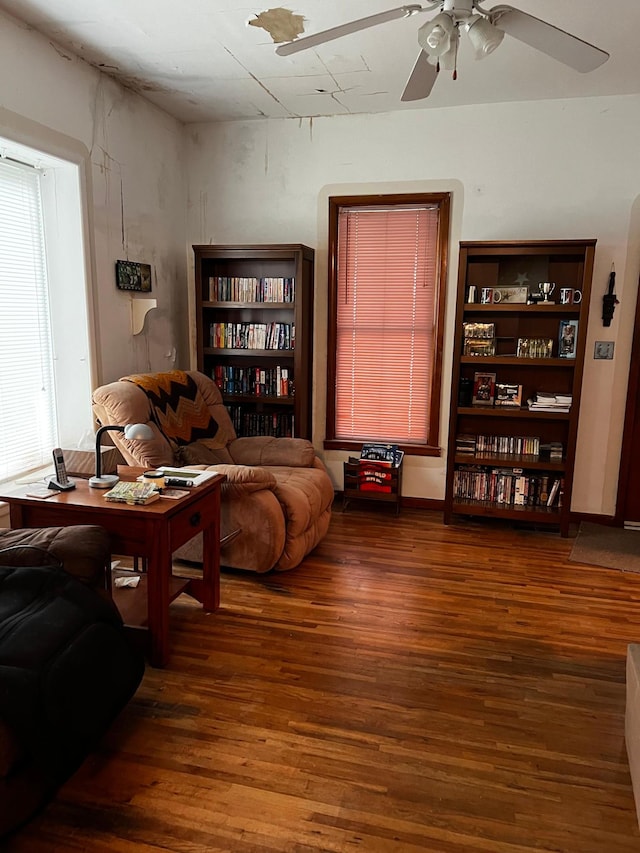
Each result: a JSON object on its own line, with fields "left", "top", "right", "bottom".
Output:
{"left": 335, "top": 205, "right": 440, "bottom": 444}
{"left": 0, "top": 158, "right": 57, "bottom": 481}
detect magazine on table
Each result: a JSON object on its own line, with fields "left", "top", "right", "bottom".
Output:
{"left": 359, "top": 443, "right": 404, "bottom": 467}
{"left": 103, "top": 481, "right": 160, "bottom": 505}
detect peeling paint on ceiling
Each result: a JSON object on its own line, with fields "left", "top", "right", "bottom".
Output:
{"left": 249, "top": 7, "right": 305, "bottom": 44}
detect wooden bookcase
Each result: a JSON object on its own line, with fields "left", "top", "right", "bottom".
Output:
{"left": 444, "top": 239, "right": 595, "bottom": 536}
{"left": 193, "top": 244, "right": 314, "bottom": 440}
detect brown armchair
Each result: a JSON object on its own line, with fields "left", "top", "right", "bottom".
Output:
{"left": 91, "top": 370, "right": 334, "bottom": 573}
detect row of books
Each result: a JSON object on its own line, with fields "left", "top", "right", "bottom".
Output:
{"left": 225, "top": 406, "right": 293, "bottom": 438}
{"left": 213, "top": 365, "right": 293, "bottom": 398}
{"left": 208, "top": 276, "right": 295, "bottom": 303}
{"left": 209, "top": 321, "right": 295, "bottom": 350}
{"left": 527, "top": 391, "right": 572, "bottom": 413}
{"left": 453, "top": 466, "right": 563, "bottom": 507}
{"left": 456, "top": 434, "right": 563, "bottom": 460}
{"left": 456, "top": 434, "right": 542, "bottom": 456}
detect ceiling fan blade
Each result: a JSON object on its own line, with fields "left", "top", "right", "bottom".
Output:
{"left": 490, "top": 5, "right": 609, "bottom": 72}
{"left": 276, "top": 5, "right": 426, "bottom": 56}
{"left": 401, "top": 50, "right": 439, "bottom": 101}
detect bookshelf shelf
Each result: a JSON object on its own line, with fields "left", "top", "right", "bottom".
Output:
{"left": 203, "top": 301, "right": 292, "bottom": 310}
{"left": 221, "top": 393, "right": 294, "bottom": 406}
{"left": 462, "top": 303, "right": 578, "bottom": 315}
{"left": 445, "top": 239, "right": 595, "bottom": 536}
{"left": 456, "top": 406, "right": 571, "bottom": 420}
{"left": 460, "top": 356, "right": 574, "bottom": 367}
{"left": 453, "top": 453, "right": 565, "bottom": 471}
{"left": 450, "top": 499, "right": 562, "bottom": 522}
{"left": 194, "top": 244, "right": 315, "bottom": 439}
{"left": 204, "top": 348, "right": 295, "bottom": 358}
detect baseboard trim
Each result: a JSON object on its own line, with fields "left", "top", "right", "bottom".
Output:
{"left": 400, "top": 497, "right": 444, "bottom": 511}
{"left": 335, "top": 492, "right": 443, "bottom": 513}
{"left": 569, "top": 511, "right": 619, "bottom": 527}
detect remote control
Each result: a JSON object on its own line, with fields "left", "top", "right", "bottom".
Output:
{"left": 165, "top": 477, "right": 194, "bottom": 487}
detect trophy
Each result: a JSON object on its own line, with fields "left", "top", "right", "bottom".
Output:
{"left": 538, "top": 281, "right": 556, "bottom": 303}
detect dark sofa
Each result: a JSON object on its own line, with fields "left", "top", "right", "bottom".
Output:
{"left": 0, "top": 525, "right": 145, "bottom": 838}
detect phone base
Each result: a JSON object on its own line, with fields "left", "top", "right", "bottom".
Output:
{"left": 48, "top": 479, "right": 76, "bottom": 492}
{"left": 88, "top": 474, "right": 119, "bottom": 489}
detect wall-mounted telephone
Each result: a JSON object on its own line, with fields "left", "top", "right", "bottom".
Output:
{"left": 48, "top": 448, "right": 76, "bottom": 491}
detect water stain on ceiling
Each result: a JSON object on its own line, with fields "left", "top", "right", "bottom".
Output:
{"left": 249, "top": 7, "right": 305, "bottom": 44}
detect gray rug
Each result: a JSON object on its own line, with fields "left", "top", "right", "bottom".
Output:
{"left": 569, "top": 522, "right": 640, "bottom": 573}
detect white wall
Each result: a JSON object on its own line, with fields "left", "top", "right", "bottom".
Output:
{"left": 0, "top": 10, "right": 188, "bottom": 387}
{"left": 2, "top": 3, "right": 636, "bottom": 518}
{"left": 185, "top": 96, "right": 640, "bottom": 517}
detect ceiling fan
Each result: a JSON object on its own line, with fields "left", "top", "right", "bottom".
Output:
{"left": 275, "top": 1, "right": 609, "bottom": 102}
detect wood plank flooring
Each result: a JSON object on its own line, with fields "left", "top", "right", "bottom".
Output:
{"left": 6, "top": 507, "right": 640, "bottom": 852}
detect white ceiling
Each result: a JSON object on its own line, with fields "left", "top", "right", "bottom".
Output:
{"left": 1, "top": 0, "right": 639, "bottom": 124}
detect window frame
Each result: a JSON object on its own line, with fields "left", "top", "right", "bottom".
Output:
{"left": 324, "top": 192, "right": 451, "bottom": 457}
{"left": 0, "top": 134, "right": 96, "bottom": 485}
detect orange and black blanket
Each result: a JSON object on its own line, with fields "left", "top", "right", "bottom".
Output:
{"left": 124, "top": 371, "right": 218, "bottom": 446}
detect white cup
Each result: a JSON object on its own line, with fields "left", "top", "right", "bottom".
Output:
{"left": 560, "top": 288, "right": 582, "bottom": 304}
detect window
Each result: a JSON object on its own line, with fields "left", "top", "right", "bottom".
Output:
{"left": 0, "top": 158, "right": 57, "bottom": 480}
{"left": 0, "top": 141, "right": 94, "bottom": 483}
{"left": 325, "top": 193, "right": 450, "bottom": 455}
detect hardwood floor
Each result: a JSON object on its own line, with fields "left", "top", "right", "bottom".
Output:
{"left": 7, "top": 507, "right": 640, "bottom": 852}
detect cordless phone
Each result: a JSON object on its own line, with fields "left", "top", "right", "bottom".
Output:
{"left": 49, "top": 448, "right": 76, "bottom": 491}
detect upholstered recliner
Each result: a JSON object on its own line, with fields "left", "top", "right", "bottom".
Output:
{"left": 91, "top": 370, "right": 334, "bottom": 573}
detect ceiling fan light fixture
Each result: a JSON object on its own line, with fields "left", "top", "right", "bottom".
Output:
{"left": 418, "top": 12, "right": 455, "bottom": 57}
{"left": 465, "top": 14, "right": 504, "bottom": 59}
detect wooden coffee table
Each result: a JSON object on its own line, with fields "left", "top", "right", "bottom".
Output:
{"left": 0, "top": 468, "right": 225, "bottom": 666}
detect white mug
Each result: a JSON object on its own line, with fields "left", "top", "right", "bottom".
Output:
{"left": 560, "top": 288, "right": 582, "bottom": 304}
{"left": 481, "top": 287, "right": 501, "bottom": 304}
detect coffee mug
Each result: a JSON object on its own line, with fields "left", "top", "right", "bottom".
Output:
{"left": 560, "top": 288, "right": 582, "bottom": 304}
{"left": 481, "top": 288, "right": 501, "bottom": 304}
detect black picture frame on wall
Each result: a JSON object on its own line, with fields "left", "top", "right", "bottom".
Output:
{"left": 115, "top": 260, "right": 152, "bottom": 292}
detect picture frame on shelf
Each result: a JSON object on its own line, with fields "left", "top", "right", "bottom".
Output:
{"left": 494, "top": 383, "right": 523, "bottom": 407}
{"left": 558, "top": 319, "right": 579, "bottom": 359}
{"left": 472, "top": 371, "right": 496, "bottom": 407}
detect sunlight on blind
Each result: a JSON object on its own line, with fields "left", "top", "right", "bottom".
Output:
{"left": 0, "top": 159, "right": 57, "bottom": 481}
{"left": 335, "top": 206, "right": 439, "bottom": 443}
